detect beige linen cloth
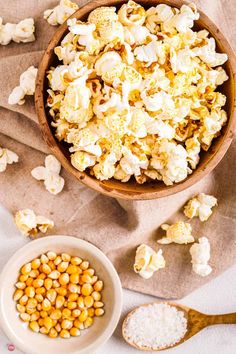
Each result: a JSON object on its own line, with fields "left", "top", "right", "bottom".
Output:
{"left": 0, "top": 0, "right": 236, "bottom": 299}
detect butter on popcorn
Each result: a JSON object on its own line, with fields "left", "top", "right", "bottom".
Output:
{"left": 134, "top": 244, "right": 165, "bottom": 279}
{"left": 15, "top": 209, "right": 54, "bottom": 237}
{"left": 31, "top": 155, "right": 65, "bottom": 195}
{"left": 0, "top": 17, "right": 35, "bottom": 45}
{"left": 44, "top": 0, "right": 79, "bottom": 26}
{"left": 190, "top": 237, "right": 212, "bottom": 277}
{"left": 158, "top": 221, "right": 194, "bottom": 245}
{"left": 0, "top": 146, "right": 19, "bottom": 172}
{"left": 184, "top": 193, "right": 217, "bottom": 222}
{"left": 8, "top": 66, "right": 38, "bottom": 105}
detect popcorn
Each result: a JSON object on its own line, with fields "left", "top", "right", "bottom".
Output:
{"left": 134, "top": 244, "right": 165, "bottom": 279}
{"left": 0, "top": 146, "right": 19, "bottom": 172}
{"left": 88, "top": 6, "right": 118, "bottom": 27}
{"left": 31, "top": 155, "right": 65, "bottom": 195}
{"left": 14, "top": 209, "right": 54, "bottom": 237}
{"left": 163, "top": 3, "right": 199, "bottom": 33}
{"left": 192, "top": 38, "right": 228, "bottom": 67}
{"left": 0, "top": 17, "right": 35, "bottom": 45}
{"left": 118, "top": 1, "right": 146, "bottom": 26}
{"left": 184, "top": 193, "right": 217, "bottom": 221}
{"left": 44, "top": 0, "right": 79, "bottom": 26}
{"left": 190, "top": 237, "right": 212, "bottom": 277}
{"left": 8, "top": 66, "right": 38, "bottom": 105}
{"left": 134, "top": 40, "right": 166, "bottom": 66}
{"left": 71, "top": 151, "right": 96, "bottom": 171}
{"left": 158, "top": 221, "right": 195, "bottom": 244}
{"left": 95, "top": 52, "right": 123, "bottom": 84}
{"left": 120, "top": 147, "right": 148, "bottom": 176}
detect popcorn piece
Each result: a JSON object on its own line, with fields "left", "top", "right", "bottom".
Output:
{"left": 134, "top": 40, "right": 166, "bottom": 66}
{"left": 8, "top": 66, "right": 38, "bottom": 105}
{"left": 184, "top": 193, "right": 217, "bottom": 221}
{"left": 192, "top": 38, "right": 228, "bottom": 67}
{"left": 0, "top": 17, "right": 35, "bottom": 45}
{"left": 71, "top": 151, "right": 96, "bottom": 172}
{"left": 158, "top": 221, "right": 194, "bottom": 245}
{"left": 88, "top": 6, "right": 118, "bottom": 27}
{"left": 0, "top": 146, "right": 19, "bottom": 172}
{"left": 190, "top": 237, "right": 212, "bottom": 277}
{"left": 31, "top": 155, "right": 65, "bottom": 195}
{"left": 44, "top": 0, "right": 79, "bottom": 26}
{"left": 14, "top": 209, "right": 54, "bottom": 237}
{"left": 118, "top": 1, "right": 146, "bottom": 26}
{"left": 163, "top": 3, "right": 199, "bottom": 33}
{"left": 134, "top": 244, "right": 165, "bottom": 279}
{"left": 95, "top": 52, "right": 123, "bottom": 84}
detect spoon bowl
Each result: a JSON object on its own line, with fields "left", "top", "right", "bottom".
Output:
{"left": 122, "top": 302, "right": 236, "bottom": 351}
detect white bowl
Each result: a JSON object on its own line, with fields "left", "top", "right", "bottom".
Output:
{"left": 0, "top": 235, "right": 123, "bottom": 354}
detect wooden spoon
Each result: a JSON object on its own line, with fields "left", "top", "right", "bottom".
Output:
{"left": 122, "top": 302, "right": 236, "bottom": 351}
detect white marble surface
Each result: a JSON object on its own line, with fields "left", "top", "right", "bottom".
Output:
{"left": 0, "top": 204, "right": 236, "bottom": 354}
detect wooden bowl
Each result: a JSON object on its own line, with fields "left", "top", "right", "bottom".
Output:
{"left": 35, "top": 0, "right": 236, "bottom": 200}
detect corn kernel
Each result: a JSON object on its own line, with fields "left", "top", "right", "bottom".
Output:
{"left": 46, "top": 289, "right": 57, "bottom": 303}
{"left": 31, "top": 311, "right": 40, "bottom": 321}
{"left": 25, "top": 286, "right": 35, "bottom": 298}
{"left": 40, "top": 326, "right": 49, "bottom": 334}
{"left": 41, "top": 264, "right": 51, "bottom": 275}
{"left": 71, "top": 257, "right": 82, "bottom": 266}
{"left": 70, "top": 327, "right": 80, "bottom": 336}
{"left": 88, "top": 308, "right": 95, "bottom": 317}
{"left": 38, "top": 318, "right": 44, "bottom": 326}
{"left": 40, "top": 310, "right": 48, "bottom": 318}
{"left": 42, "top": 298, "right": 52, "bottom": 311}
{"left": 68, "top": 293, "right": 78, "bottom": 302}
{"left": 83, "top": 268, "right": 95, "bottom": 277}
{"left": 27, "top": 298, "right": 37, "bottom": 308}
{"left": 94, "top": 301, "right": 104, "bottom": 308}
{"left": 48, "top": 270, "right": 60, "bottom": 279}
{"left": 37, "top": 304, "right": 42, "bottom": 311}
{"left": 44, "top": 278, "right": 53, "bottom": 290}
{"left": 54, "top": 256, "right": 62, "bottom": 266}
{"left": 49, "top": 328, "right": 58, "bottom": 338}
{"left": 84, "top": 296, "right": 94, "bottom": 308}
{"left": 72, "top": 309, "right": 81, "bottom": 318}
{"left": 91, "top": 276, "right": 98, "bottom": 285}
{"left": 91, "top": 291, "right": 101, "bottom": 301}
{"left": 66, "top": 265, "right": 78, "bottom": 275}
{"left": 29, "top": 270, "right": 39, "bottom": 278}
{"left": 52, "top": 280, "right": 60, "bottom": 288}
{"left": 95, "top": 308, "right": 104, "bottom": 317}
{"left": 68, "top": 283, "right": 79, "bottom": 293}
{"left": 20, "top": 313, "right": 30, "bottom": 322}
{"left": 74, "top": 319, "right": 84, "bottom": 329}
{"left": 62, "top": 308, "right": 71, "bottom": 319}
{"left": 47, "top": 251, "right": 57, "bottom": 260}
{"left": 40, "top": 254, "right": 49, "bottom": 264}
{"left": 26, "top": 308, "right": 36, "bottom": 315}
{"left": 57, "top": 262, "right": 69, "bottom": 273}
{"left": 31, "top": 259, "right": 41, "bottom": 269}
{"left": 15, "top": 281, "right": 26, "bottom": 290}
{"left": 44, "top": 316, "right": 53, "bottom": 329}
{"left": 59, "top": 273, "right": 69, "bottom": 286}
{"left": 13, "top": 289, "right": 23, "bottom": 301}
{"left": 48, "top": 260, "right": 56, "bottom": 270}
{"left": 94, "top": 280, "right": 103, "bottom": 292}
{"left": 56, "top": 287, "right": 67, "bottom": 296}
{"left": 38, "top": 273, "right": 47, "bottom": 280}
{"left": 60, "top": 329, "right": 70, "bottom": 338}
{"left": 67, "top": 301, "right": 77, "bottom": 310}
{"left": 55, "top": 323, "right": 61, "bottom": 332}
{"left": 19, "top": 295, "right": 28, "bottom": 305}
{"left": 69, "top": 274, "right": 79, "bottom": 284}
{"left": 56, "top": 295, "right": 65, "bottom": 308}
{"left": 77, "top": 296, "right": 85, "bottom": 309}
{"left": 19, "top": 274, "right": 28, "bottom": 282}
{"left": 84, "top": 317, "right": 93, "bottom": 328}
{"left": 21, "top": 263, "right": 31, "bottom": 275}
{"left": 32, "top": 278, "right": 44, "bottom": 288}
{"left": 29, "top": 321, "right": 40, "bottom": 333}
{"left": 50, "top": 309, "right": 62, "bottom": 320}
{"left": 61, "top": 253, "right": 71, "bottom": 262}
{"left": 16, "top": 304, "right": 26, "bottom": 313}
{"left": 36, "top": 287, "right": 46, "bottom": 295}
{"left": 61, "top": 319, "right": 73, "bottom": 330}
{"left": 26, "top": 278, "right": 33, "bottom": 287}
{"left": 80, "top": 261, "right": 89, "bottom": 270}
{"left": 79, "top": 309, "right": 88, "bottom": 323}
{"left": 81, "top": 284, "right": 93, "bottom": 296}
{"left": 81, "top": 274, "right": 93, "bottom": 284}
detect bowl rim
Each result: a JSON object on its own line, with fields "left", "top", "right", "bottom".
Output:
{"left": 35, "top": 0, "right": 236, "bottom": 200}
{"left": 0, "top": 235, "right": 123, "bottom": 354}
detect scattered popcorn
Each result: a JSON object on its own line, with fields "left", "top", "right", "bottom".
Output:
{"left": 14, "top": 209, "right": 54, "bottom": 237}
{"left": 184, "top": 193, "right": 218, "bottom": 221}
{"left": 158, "top": 221, "right": 194, "bottom": 244}
{"left": 190, "top": 237, "right": 212, "bottom": 276}
{"left": 44, "top": 0, "right": 79, "bottom": 26}
{"left": 0, "top": 146, "right": 19, "bottom": 172}
{"left": 31, "top": 155, "right": 65, "bottom": 195}
{"left": 0, "top": 17, "right": 35, "bottom": 45}
{"left": 46, "top": 1, "right": 229, "bottom": 185}
{"left": 8, "top": 66, "right": 38, "bottom": 105}
{"left": 134, "top": 244, "right": 165, "bottom": 279}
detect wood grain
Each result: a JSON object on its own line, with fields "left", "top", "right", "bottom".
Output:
{"left": 35, "top": 0, "right": 236, "bottom": 200}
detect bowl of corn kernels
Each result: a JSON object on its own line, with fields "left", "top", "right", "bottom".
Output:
{"left": 0, "top": 235, "right": 122, "bottom": 354}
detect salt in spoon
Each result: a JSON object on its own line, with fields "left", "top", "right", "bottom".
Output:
{"left": 122, "top": 302, "right": 236, "bottom": 351}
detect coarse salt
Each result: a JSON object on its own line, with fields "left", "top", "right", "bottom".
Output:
{"left": 124, "top": 303, "right": 187, "bottom": 350}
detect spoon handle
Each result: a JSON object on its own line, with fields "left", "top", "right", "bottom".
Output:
{"left": 205, "top": 313, "right": 236, "bottom": 325}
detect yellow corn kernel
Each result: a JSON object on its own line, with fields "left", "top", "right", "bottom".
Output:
{"left": 59, "top": 273, "right": 70, "bottom": 286}
{"left": 19, "top": 274, "right": 28, "bottom": 282}
{"left": 44, "top": 278, "right": 53, "bottom": 290}
{"left": 29, "top": 270, "right": 39, "bottom": 278}
{"left": 39, "top": 326, "right": 49, "bottom": 334}
{"left": 26, "top": 308, "right": 36, "bottom": 315}
{"left": 71, "top": 257, "right": 82, "bottom": 266}
{"left": 16, "top": 304, "right": 26, "bottom": 313}
{"left": 83, "top": 268, "right": 95, "bottom": 277}
{"left": 84, "top": 296, "right": 94, "bottom": 308}
{"left": 54, "top": 256, "right": 62, "bottom": 266}
{"left": 66, "top": 265, "right": 78, "bottom": 275}
{"left": 56, "top": 295, "right": 65, "bottom": 308}
{"left": 68, "top": 293, "right": 78, "bottom": 302}
{"left": 25, "top": 286, "right": 35, "bottom": 298}
{"left": 41, "top": 263, "right": 51, "bottom": 275}
{"left": 40, "top": 254, "right": 49, "bottom": 264}
{"left": 67, "top": 301, "right": 77, "bottom": 310}
{"left": 44, "top": 316, "right": 53, "bottom": 329}
{"left": 29, "top": 321, "right": 40, "bottom": 333}
{"left": 95, "top": 308, "right": 105, "bottom": 317}
{"left": 55, "top": 323, "right": 61, "bottom": 332}
{"left": 48, "top": 270, "right": 60, "bottom": 279}
{"left": 91, "top": 276, "right": 98, "bottom": 285}
{"left": 60, "top": 329, "right": 70, "bottom": 338}
{"left": 94, "top": 280, "right": 103, "bottom": 292}
{"left": 48, "top": 260, "right": 56, "bottom": 271}
{"left": 40, "top": 310, "right": 48, "bottom": 318}
{"left": 62, "top": 308, "right": 72, "bottom": 319}
{"left": 20, "top": 313, "right": 30, "bottom": 322}
{"left": 84, "top": 317, "right": 93, "bottom": 328}
{"left": 37, "top": 304, "right": 42, "bottom": 311}
{"left": 68, "top": 283, "right": 79, "bottom": 293}
{"left": 81, "top": 284, "right": 93, "bottom": 296}
{"left": 88, "top": 308, "right": 95, "bottom": 318}
{"left": 56, "top": 287, "right": 67, "bottom": 296}
{"left": 50, "top": 309, "right": 62, "bottom": 320}
{"left": 79, "top": 309, "right": 88, "bottom": 323}
{"left": 46, "top": 289, "right": 57, "bottom": 303}
{"left": 91, "top": 291, "right": 101, "bottom": 301}
{"left": 61, "top": 253, "right": 71, "bottom": 262}
{"left": 38, "top": 273, "right": 47, "bottom": 280}
{"left": 26, "top": 278, "right": 34, "bottom": 287}
{"left": 70, "top": 327, "right": 80, "bottom": 337}
{"left": 38, "top": 318, "right": 44, "bottom": 326}
{"left": 21, "top": 263, "right": 31, "bottom": 275}
{"left": 42, "top": 298, "right": 52, "bottom": 312}
{"left": 47, "top": 251, "right": 57, "bottom": 260}
{"left": 81, "top": 274, "right": 92, "bottom": 284}
{"left": 31, "top": 258, "right": 41, "bottom": 270}
{"left": 32, "top": 278, "right": 44, "bottom": 288}
{"left": 94, "top": 301, "right": 104, "bottom": 308}
{"left": 13, "top": 289, "right": 23, "bottom": 301}
{"left": 52, "top": 280, "right": 60, "bottom": 288}
{"left": 80, "top": 261, "right": 89, "bottom": 270}
{"left": 31, "top": 311, "right": 40, "bottom": 321}
{"left": 73, "top": 319, "right": 84, "bottom": 329}
{"left": 49, "top": 327, "right": 58, "bottom": 338}
{"left": 27, "top": 298, "right": 38, "bottom": 309}
{"left": 36, "top": 287, "right": 46, "bottom": 295}
{"left": 69, "top": 273, "right": 79, "bottom": 284}
{"left": 57, "top": 262, "right": 69, "bottom": 273}
{"left": 61, "top": 319, "right": 73, "bottom": 330}
{"left": 19, "top": 295, "right": 28, "bottom": 306}
{"left": 72, "top": 309, "right": 81, "bottom": 318}
{"left": 77, "top": 296, "right": 85, "bottom": 309}
{"left": 15, "top": 281, "right": 26, "bottom": 290}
